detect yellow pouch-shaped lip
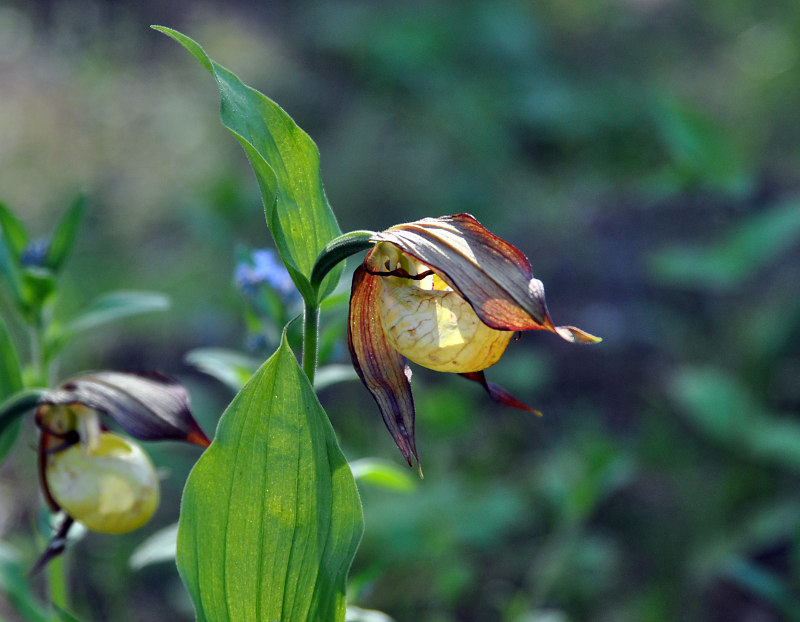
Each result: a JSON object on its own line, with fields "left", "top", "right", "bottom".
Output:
{"left": 378, "top": 274, "right": 513, "bottom": 373}
{"left": 46, "top": 432, "right": 159, "bottom": 534}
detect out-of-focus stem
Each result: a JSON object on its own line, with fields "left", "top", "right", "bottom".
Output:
{"left": 302, "top": 300, "right": 319, "bottom": 386}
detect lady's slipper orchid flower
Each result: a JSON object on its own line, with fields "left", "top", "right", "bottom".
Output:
{"left": 348, "top": 213, "right": 600, "bottom": 469}
{"left": 32, "top": 371, "right": 210, "bottom": 572}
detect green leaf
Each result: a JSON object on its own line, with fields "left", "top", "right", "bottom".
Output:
{"left": 45, "top": 194, "right": 86, "bottom": 272}
{"left": 184, "top": 347, "right": 260, "bottom": 392}
{"left": 177, "top": 332, "right": 364, "bottom": 622}
{"left": 0, "top": 316, "right": 24, "bottom": 464}
{"left": 153, "top": 26, "right": 343, "bottom": 303}
{"left": 0, "top": 202, "right": 28, "bottom": 260}
{"left": 45, "top": 290, "right": 169, "bottom": 359}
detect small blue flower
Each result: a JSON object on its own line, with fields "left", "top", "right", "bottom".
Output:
{"left": 234, "top": 249, "right": 296, "bottom": 299}
{"left": 20, "top": 237, "right": 51, "bottom": 268}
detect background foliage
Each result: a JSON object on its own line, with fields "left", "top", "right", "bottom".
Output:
{"left": 1, "top": 0, "right": 800, "bottom": 620}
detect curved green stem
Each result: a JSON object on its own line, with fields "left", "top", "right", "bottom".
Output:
{"left": 304, "top": 230, "right": 376, "bottom": 385}
{"left": 310, "top": 230, "right": 375, "bottom": 299}
{"left": 0, "top": 388, "right": 44, "bottom": 437}
{"left": 48, "top": 554, "right": 68, "bottom": 615}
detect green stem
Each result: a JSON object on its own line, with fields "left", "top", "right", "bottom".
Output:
{"left": 48, "top": 555, "right": 68, "bottom": 615}
{"left": 29, "top": 319, "right": 45, "bottom": 387}
{"left": 310, "top": 230, "right": 375, "bottom": 299}
{"left": 302, "top": 300, "right": 320, "bottom": 386}
{"left": 304, "top": 230, "right": 375, "bottom": 386}
{"left": 0, "top": 389, "right": 44, "bottom": 437}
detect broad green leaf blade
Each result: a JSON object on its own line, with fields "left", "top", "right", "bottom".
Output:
{"left": 0, "top": 316, "right": 24, "bottom": 464}
{"left": 46, "top": 194, "right": 86, "bottom": 272}
{"left": 177, "top": 333, "right": 364, "bottom": 622}
{"left": 0, "top": 202, "right": 28, "bottom": 260}
{"left": 45, "top": 290, "right": 169, "bottom": 359}
{"left": 154, "top": 26, "right": 343, "bottom": 302}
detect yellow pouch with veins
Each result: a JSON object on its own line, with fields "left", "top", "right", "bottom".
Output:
{"left": 378, "top": 272, "right": 513, "bottom": 373}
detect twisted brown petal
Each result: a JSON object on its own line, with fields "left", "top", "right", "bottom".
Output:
{"left": 38, "top": 371, "right": 210, "bottom": 447}
{"left": 348, "top": 265, "right": 419, "bottom": 467}
{"left": 373, "top": 214, "right": 600, "bottom": 343}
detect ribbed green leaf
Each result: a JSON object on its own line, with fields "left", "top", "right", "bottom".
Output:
{"left": 177, "top": 333, "right": 364, "bottom": 622}
{"left": 153, "top": 26, "right": 343, "bottom": 303}
{"left": 0, "top": 316, "right": 24, "bottom": 464}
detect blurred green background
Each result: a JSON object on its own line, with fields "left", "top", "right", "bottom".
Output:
{"left": 2, "top": 0, "right": 800, "bottom": 620}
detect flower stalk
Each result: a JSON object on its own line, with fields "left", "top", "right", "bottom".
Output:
{"left": 310, "top": 230, "right": 376, "bottom": 300}
{"left": 302, "top": 299, "right": 320, "bottom": 385}
{"left": 304, "top": 230, "right": 377, "bottom": 385}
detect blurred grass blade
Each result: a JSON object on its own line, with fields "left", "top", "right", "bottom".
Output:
{"left": 0, "top": 202, "right": 28, "bottom": 260}
{"left": 314, "top": 364, "right": 359, "bottom": 392}
{"left": 153, "top": 26, "right": 343, "bottom": 303}
{"left": 349, "top": 458, "right": 417, "bottom": 493}
{"left": 345, "top": 606, "right": 396, "bottom": 622}
{"left": 0, "top": 227, "right": 23, "bottom": 303}
{"left": 129, "top": 522, "right": 179, "bottom": 570}
{"left": 671, "top": 366, "right": 800, "bottom": 471}
{"left": 46, "top": 290, "right": 170, "bottom": 358}
{"left": 0, "top": 545, "right": 50, "bottom": 622}
{"left": 53, "top": 605, "right": 85, "bottom": 622}
{"left": 184, "top": 347, "right": 260, "bottom": 392}
{"left": 655, "top": 96, "right": 749, "bottom": 192}
{"left": 648, "top": 197, "right": 800, "bottom": 290}
{"left": 177, "top": 331, "right": 364, "bottom": 622}
{"left": 45, "top": 194, "right": 86, "bottom": 272}
{"left": 0, "top": 316, "right": 24, "bottom": 464}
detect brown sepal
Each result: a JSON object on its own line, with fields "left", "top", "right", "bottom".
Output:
{"left": 348, "top": 265, "right": 420, "bottom": 468}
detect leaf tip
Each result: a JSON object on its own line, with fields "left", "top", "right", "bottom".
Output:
{"left": 151, "top": 25, "right": 214, "bottom": 76}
